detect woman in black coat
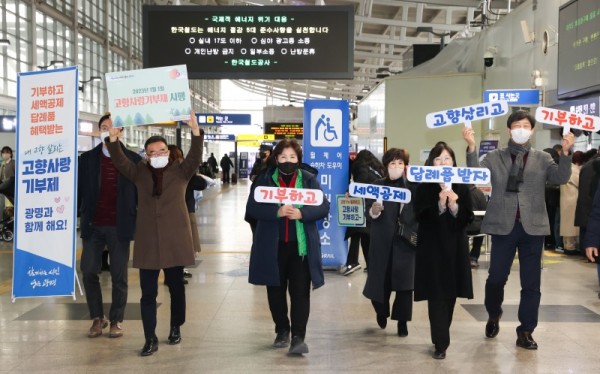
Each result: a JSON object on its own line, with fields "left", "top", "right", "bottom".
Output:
{"left": 362, "top": 148, "right": 417, "bottom": 337}
{"left": 414, "top": 142, "right": 474, "bottom": 360}
{"left": 245, "top": 139, "right": 330, "bottom": 355}
{"left": 343, "top": 150, "right": 384, "bottom": 275}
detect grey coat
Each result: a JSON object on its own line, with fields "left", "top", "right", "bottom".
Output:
{"left": 467, "top": 147, "right": 571, "bottom": 236}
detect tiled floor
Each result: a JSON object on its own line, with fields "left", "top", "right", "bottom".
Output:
{"left": 1, "top": 181, "right": 600, "bottom": 373}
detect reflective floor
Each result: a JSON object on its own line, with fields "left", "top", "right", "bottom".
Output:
{"left": 1, "top": 180, "right": 600, "bottom": 373}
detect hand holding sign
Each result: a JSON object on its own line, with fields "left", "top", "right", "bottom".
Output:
{"left": 371, "top": 201, "right": 384, "bottom": 215}
{"left": 108, "top": 126, "right": 120, "bottom": 143}
{"left": 562, "top": 132, "right": 575, "bottom": 156}
{"left": 462, "top": 126, "right": 477, "bottom": 153}
{"left": 182, "top": 109, "right": 201, "bottom": 136}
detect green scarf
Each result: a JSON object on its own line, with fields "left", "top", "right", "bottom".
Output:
{"left": 272, "top": 168, "right": 307, "bottom": 257}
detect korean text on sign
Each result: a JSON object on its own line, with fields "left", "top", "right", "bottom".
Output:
{"left": 254, "top": 186, "right": 324, "bottom": 206}
{"left": 407, "top": 166, "right": 491, "bottom": 185}
{"left": 426, "top": 101, "right": 509, "bottom": 128}
{"left": 348, "top": 182, "right": 411, "bottom": 203}
{"left": 534, "top": 107, "right": 600, "bottom": 132}
{"left": 336, "top": 196, "right": 366, "bottom": 227}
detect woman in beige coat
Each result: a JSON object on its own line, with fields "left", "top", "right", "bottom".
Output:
{"left": 107, "top": 113, "right": 203, "bottom": 356}
{"left": 560, "top": 151, "right": 584, "bottom": 254}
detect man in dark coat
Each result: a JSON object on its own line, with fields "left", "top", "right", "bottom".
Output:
{"left": 78, "top": 113, "right": 141, "bottom": 339}
{"left": 575, "top": 153, "right": 600, "bottom": 254}
{"left": 220, "top": 153, "right": 234, "bottom": 183}
{"left": 207, "top": 153, "right": 218, "bottom": 175}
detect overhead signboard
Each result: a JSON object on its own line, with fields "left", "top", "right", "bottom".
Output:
{"left": 196, "top": 113, "right": 251, "bottom": 126}
{"left": 483, "top": 89, "right": 540, "bottom": 105}
{"left": 264, "top": 122, "right": 303, "bottom": 139}
{"left": 237, "top": 134, "right": 275, "bottom": 141}
{"left": 143, "top": 5, "right": 354, "bottom": 79}
{"left": 205, "top": 133, "right": 235, "bottom": 141}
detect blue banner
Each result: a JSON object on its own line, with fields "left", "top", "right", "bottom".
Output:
{"left": 484, "top": 89, "right": 540, "bottom": 105}
{"left": 303, "top": 100, "right": 349, "bottom": 267}
{"left": 196, "top": 113, "right": 251, "bottom": 125}
{"left": 205, "top": 133, "right": 235, "bottom": 141}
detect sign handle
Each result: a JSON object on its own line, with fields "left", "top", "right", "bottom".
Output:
{"left": 562, "top": 123, "right": 570, "bottom": 136}
{"left": 445, "top": 183, "right": 452, "bottom": 191}
{"left": 464, "top": 120, "right": 472, "bottom": 128}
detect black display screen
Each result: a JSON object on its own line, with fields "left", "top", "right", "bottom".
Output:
{"left": 264, "top": 122, "right": 303, "bottom": 139}
{"left": 557, "top": 0, "right": 600, "bottom": 99}
{"left": 143, "top": 5, "right": 354, "bottom": 80}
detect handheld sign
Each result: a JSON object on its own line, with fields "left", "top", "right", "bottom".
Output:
{"left": 407, "top": 166, "right": 491, "bottom": 189}
{"left": 254, "top": 186, "right": 323, "bottom": 206}
{"left": 336, "top": 195, "right": 366, "bottom": 227}
{"left": 348, "top": 182, "right": 411, "bottom": 204}
{"left": 426, "top": 101, "right": 508, "bottom": 129}
{"left": 106, "top": 64, "right": 192, "bottom": 127}
{"left": 535, "top": 106, "right": 600, "bottom": 136}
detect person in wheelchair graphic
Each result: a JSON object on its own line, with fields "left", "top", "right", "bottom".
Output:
{"left": 316, "top": 114, "right": 338, "bottom": 142}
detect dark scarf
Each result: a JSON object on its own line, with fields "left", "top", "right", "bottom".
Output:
{"left": 147, "top": 162, "right": 171, "bottom": 197}
{"left": 506, "top": 139, "right": 531, "bottom": 192}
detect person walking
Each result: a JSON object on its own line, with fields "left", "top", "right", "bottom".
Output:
{"left": 414, "top": 142, "right": 474, "bottom": 359}
{"left": 362, "top": 148, "right": 417, "bottom": 337}
{"left": 78, "top": 113, "right": 141, "bottom": 339}
{"left": 343, "top": 149, "right": 384, "bottom": 275}
{"left": 220, "top": 153, "right": 234, "bottom": 183}
{"left": 245, "top": 138, "right": 329, "bottom": 355}
{"left": 207, "top": 152, "right": 218, "bottom": 175}
{"left": 463, "top": 110, "right": 574, "bottom": 350}
{"left": 106, "top": 112, "right": 203, "bottom": 356}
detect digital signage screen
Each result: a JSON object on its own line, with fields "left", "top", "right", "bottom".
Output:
{"left": 143, "top": 5, "right": 354, "bottom": 80}
{"left": 557, "top": 0, "right": 600, "bottom": 99}
{"left": 264, "top": 122, "right": 303, "bottom": 139}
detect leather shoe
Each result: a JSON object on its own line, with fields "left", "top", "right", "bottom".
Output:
{"left": 485, "top": 312, "right": 502, "bottom": 338}
{"left": 140, "top": 337, "right": 158, "bottom": 356}
{"left": 433, "top": 347, "right": 446, "bottom": 359}
{"left": 516, "top": 331, "right": 538, "bottom": 350}
{"left": 273, "top": 329, "right": 290, "bottom": 348}
{"left": 376, "top": 315, "right": 387, "bottom": 329}
{"left": 397, "top": 321, "right": 408, "bottom": 337}
{"left": 288, "top": 336, "right": 309, "bottom": 354}
{"left": 167, "top": 326, "right": 181, "bottom": 345}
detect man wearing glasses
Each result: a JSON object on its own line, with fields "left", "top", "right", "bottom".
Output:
{"left": 79, "top": 113, "right": 141, "bottom": 339}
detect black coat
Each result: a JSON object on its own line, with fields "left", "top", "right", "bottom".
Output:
{"left": 575, "top": 156, "right": 600, "bottom": 227}
{"left": 246, "top": 168, "right": 330, "bottom": 289}
{"left": 78, "top": 143, "right": 141, "bottom": 241}
{"left": 345, "top": 163, "right": 383, "bottom": 238}
{"left": 363, "top": 177, "right": 418, "bottom": 303}
{"left": 185, "top": 175, "right": 208, "bottom": 213}
{"left": 413, "top": 183, "right": 474, "bottom": 301}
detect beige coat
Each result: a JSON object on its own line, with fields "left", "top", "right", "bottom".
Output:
{"left": 107, "top": 135, "right": 203, "bottom": 269}
{"left": 560, "top": 163, "right": 580, "bottom": 237}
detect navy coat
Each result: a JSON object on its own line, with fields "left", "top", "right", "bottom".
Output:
{"left": 363, "top": 177, "right": 418, "bottom": 303}
{"left": 246, "top": 168, "right": 330, "bottom": 289}
{"left": 78, "top": 143, "right": 141, "bottom": 241}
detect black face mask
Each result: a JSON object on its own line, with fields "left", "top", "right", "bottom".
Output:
{"left": 259, "top": 152, "right": 267, "bottom": 159}
{"left": 278, "top": 162, "right": 299, "bottom": 175}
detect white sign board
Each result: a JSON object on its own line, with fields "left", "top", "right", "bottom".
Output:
{"left": 426, "top": 101, "right": 509, "bottom": 128}
{"left": 348, "top": 182, "right": 411, "bottom": 203}
{"left": 254, "top": 186, "right": 324, "bottom": 206}
{"left": 407, "top": 166, "right": 491, "bottom": 185}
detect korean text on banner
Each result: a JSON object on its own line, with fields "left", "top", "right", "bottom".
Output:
{"left": 106, "top": 64, "right": 192, "bottom": 127}
{"left": 254, "top": 186, "right": 324, "bottom": 206}
{"left": 535, "top": 107, "right": 600, "bottom": 132}
{"left": 426, "top": 101, "right": 508, "bottom": 128}
{"left": 349, "top": 182, "right": 411, "bottom": 203}
{"left": 303, "top": 100, "right": 349, "bottom": 267}
{"left": 336, "top": 195, "right": 366, "bottom": 227}
{"left": 407, "top": 166, "right": 491, "bottom": 185}
{"left": 13, "top": 67, "right": 78, "bottom": 299}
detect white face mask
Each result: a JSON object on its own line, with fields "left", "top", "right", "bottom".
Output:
{"left": 388, "top": 167, "right": 404, "bottom": 180}
{"left": 100, "top": 131, "right": 110, "bottom": 142}
{"left": 511, "top": 128, "right": 532, "bottom": 144}
{"left": 149, "top": 156, "right": 169, "bottom": 169}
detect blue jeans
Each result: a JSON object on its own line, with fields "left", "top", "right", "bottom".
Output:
{"left": 484, "top": 222, "right": 544, "bottom": 333}
{"left": 80, "top": 226, "right": 131, "bottom": 322}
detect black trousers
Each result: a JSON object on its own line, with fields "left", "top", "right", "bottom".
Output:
{"left": 427, "top": 298, "right": 456, "bottom": 350}
{"left": 346, "top": 233, "right": 370, "bottom": 268}
{"left": 139, "top": 266, "right": 185, "bottom": 340}
{"left": 81, "top": 226, "right": 131, "bottom": 322}
{"left": 222, "top": 169, "right": 230, "bottom": 183}
{"left": 266, "top": 241, "right": 311, "bottom": 338}
{"left": 371, "top": 252, "right": 413, "bottom": 321}
{"left": 469, "top": 235, "right": 484, "bottom": 260}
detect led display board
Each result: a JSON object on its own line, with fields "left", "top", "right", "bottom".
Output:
{"left": 143, "top": 5, "right": 354, "bottom": 79}
{"left": 264, "top": 122, "right": 303, "bottom": 139}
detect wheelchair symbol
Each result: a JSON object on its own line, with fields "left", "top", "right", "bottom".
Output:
{"left": 315, "top": 114, "right": 338, "bottom": 142}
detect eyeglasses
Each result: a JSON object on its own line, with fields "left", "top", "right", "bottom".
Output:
{"left": 434, "top": 157, "right": 453, "bottom": 163}
{"left": 146, "top": 151, "right": 169, "bottom": 158}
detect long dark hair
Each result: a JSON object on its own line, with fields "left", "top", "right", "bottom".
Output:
{"left": 353, "top": 149, "right": 384, "bottom": 176}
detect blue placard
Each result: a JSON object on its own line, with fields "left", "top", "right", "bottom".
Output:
{"left": 195, "top": 113, "right": 251, "bottom": 126}
{"left": 484, "top": 89, "right": 540, "bottom": 105}
{"left": 479, "top": 140, "right": 498, "bottom": 158}
{"left": 204, "top": 134, "right": 235, "bottom": 141}
{"left": 303, "top": 99, "right": 349, "bottom": 267}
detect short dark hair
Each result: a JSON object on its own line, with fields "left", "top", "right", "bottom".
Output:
{"left": 167, "top": 144, "right": 183, "bottom": 162}
{"left": 572, "top": 150, "right": 584, "bottom": 165}
{"left": 382, "top": 148, "right": 409, "bottom": 168}
{"left": 98, "top": 113, "right": 111, "bottom": 129}
{"left": 425, "top": 142, "right": 457, "bottom": 166}
{"left": 506, "top": 110, "right": 535, "bottom": 129}
{"left": 144, "top": 135, "right": 168, "bottom": 151}
{"left": 1, "top": 146, "right": 12, "bottom": 158}
{"left": 272, "top": 138, "right": 303, "bottom": 163}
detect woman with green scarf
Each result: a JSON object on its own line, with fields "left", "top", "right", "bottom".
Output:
{"left": 246, "top": 138, "right": 330, "bottom": 355}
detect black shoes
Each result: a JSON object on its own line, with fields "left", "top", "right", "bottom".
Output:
{"left": 288, "top": 336, "right": 309, "bottom": 354}
{"left": 168, "top": 326, "right": 182, "bottom": 345}
{"left": 433, "top": 346, "right": 446, "bottom": 359}
{"left": 183, "top": 269, "right": 193, "bottom": 278}
{"left": 376, "top": 315, "right": 387, "bottom": 329}
{"left": 273, "top": 329, "right": 290, "bottom": 348}
{"left": 516, "top": 331, "right": 538, "bottom": 350}
{"left": 397, "top": 321, "right": 408, "bottom": 337}
{"left": 140, "top": 337, "right": 159, "bottom": 356}
{"left": 485, "top": 312, "right": 502, "bottom": 338}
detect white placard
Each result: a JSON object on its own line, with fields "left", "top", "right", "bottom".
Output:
{"left": 348, "top": 182, "right": 411, "bottom": 203}
{"left": 426, "top": 101, "right": 509, "bottom": 128}
{"left": 254, "top": 186, "right": 323, "bottom": 206}
{"left": 407, "top": 166, "right": 491, "bottom": 185}
{"left": 535, "top": 106, "right": 600, "bottom": 134}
